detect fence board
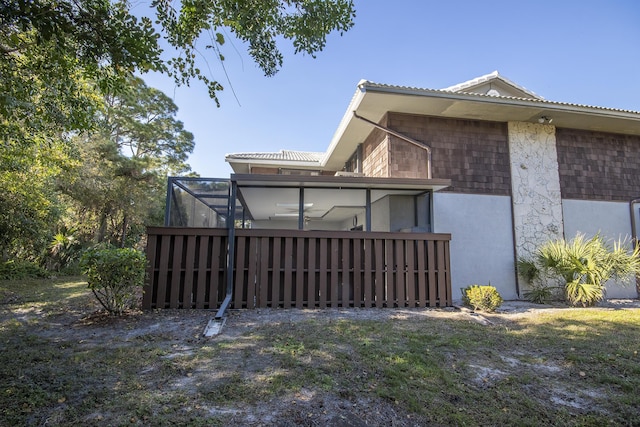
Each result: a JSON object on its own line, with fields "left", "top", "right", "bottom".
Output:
{"left": 427, "top": 240, "right": 437, "bottom": 306}
{"left": 406, "top": 240, "right": 416, "bottom": 307}
{"left": 208, "top": 235, "right": 223, "bottom": 309}
{"left": 353, "top": 238, "right": 362, "bottom": 307}
{"left": 363, "top": 239, "right": 372, "bottom": 308}
{"left": 246, "top": 237, "right": 258, "bottom": 309}
{"left": 395, "top": 240, "right": 405, "bottom": 307}
{"left": 271, "top": 238, "right": 281, "bottom": 307}
{"left": 319, "top": 238, "right": 328, "bottom": 308}
{"left": 342, "top": 239, "right": 350, "bottom": 306}
{"left": 258, "top": 237, "right": 269, "bottom": 307}
{"left": 416, "top": 241, "right": 426, "bottom": 307}
{"left": 234, "top": 236, "right": 247, "bottom": 309}
{"left": 142, "top": 234, "right": 157, "bottom": 309}
{"left": 308, "top": 238, "right": 317, "bottom": 307}
{"left": 156, "top": 236, "right": 171, "bottom": 309}
{"left": 374, "top": 239, "right": 384, "bottom": 308}
{"left": 296, "top": 238, "right": 305, "bottom": 308}
{"left": 283, "top": 237, "right": 293, "bottom": 308}
{"left": 182, "top": 235, "right": 196, "bottom": 308}
{"left": 437, "top": 240, "right": 447, "bottom": 306}
{"left": 144, "top": 227, "right": 452, "bottom": 310}
{"left": 331, "top": 238, "right": 339, "bottom": 307}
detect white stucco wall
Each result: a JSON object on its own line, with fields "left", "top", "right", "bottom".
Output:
{"left": 508, "top": 122, "right": 564, "bottom": 259}
{"left": 433, "top": 192, "right": 518, "bottom": 300}
{"left": 562, "top": 199, "right": 638, "bottom": 299}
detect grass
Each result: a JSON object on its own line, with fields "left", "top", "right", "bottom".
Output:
{"left": 1, "top": 277, "right": 639, "bottom": 425}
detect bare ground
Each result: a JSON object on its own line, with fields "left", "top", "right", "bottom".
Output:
{"left": 2, "top": 287, "right": 640, "bottom": 426}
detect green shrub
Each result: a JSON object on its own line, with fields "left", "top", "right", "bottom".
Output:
{"left": 462, "top": 284, "right": 503, "bottom": 312}
{"left": 80, "top": 247, "right": 146, "bottom": 315}
{"left": 523, "top": 285, "right": 556, "bottom": 304}
{"left": 0, "top": 260, "right": 49, "bottom": 280}
{"left": 536, "top": 233, "right": 640, "bottom": 307}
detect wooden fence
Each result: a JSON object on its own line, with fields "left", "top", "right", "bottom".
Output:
{"left": 143, "top": 227, "right": 452, "bottom": 310}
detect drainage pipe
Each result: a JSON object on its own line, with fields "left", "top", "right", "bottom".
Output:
{"left": 215, "top": 180, "right": 237, "bottom": 320}
{"left": 352, "top": 111, "right": 432, "bottom": 179}
{"left": 630, "top": 197, "right": 640, "bottom": 296}
{"left": 630, "top": 197, "right": 640, "bottom": 244}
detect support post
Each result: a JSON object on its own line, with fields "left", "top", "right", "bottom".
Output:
{"left": 215, "top": 180, "right": 237, "bottom": 319}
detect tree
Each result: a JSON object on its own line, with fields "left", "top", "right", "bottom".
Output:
{"left": 59, "top": 76, "right": 195, "bottom": 248}
{"left": 1, "top": 0, "right": 356, "bottom": 138}
{"left": 1, "top": 0, "right": 355, "bottom": 259}
{"left": 153, "top": 0, "right": 356, "bottom": 105}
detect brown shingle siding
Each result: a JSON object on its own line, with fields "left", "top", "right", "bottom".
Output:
{"left": 386, "top": 113, "right": 511, "bottom": 195}
{"left": 556, "top": 128, "right": 640, "bottom": 201}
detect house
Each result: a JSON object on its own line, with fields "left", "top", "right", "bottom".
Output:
{"left": 223, "top": 71, "right": 640, "bottom": 301}
{"left": 146, "top": 71, "right": 640, "bottom": 312}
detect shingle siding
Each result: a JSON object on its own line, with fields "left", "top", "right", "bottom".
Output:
{"left": 385, "top": 113, "right": 511, "bottom": 195}
{"left": 556, "top": 128, "right": 640, "bottom": 201}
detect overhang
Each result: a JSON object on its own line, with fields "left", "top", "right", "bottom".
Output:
{"left": 322, "top": 81, "right": 640, "bottom": 171}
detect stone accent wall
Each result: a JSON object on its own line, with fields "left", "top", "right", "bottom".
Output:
{"left": 556, "top": 128, "right": 640, "bottom": 201}
{"left": 386, "top": 113, "right": 511, "bottom": 194}
{"left": 362, "top": 127, "right": 389, "bottom": 178}
{"left": 508, "top": 121, "right": 564, "bottom": 258}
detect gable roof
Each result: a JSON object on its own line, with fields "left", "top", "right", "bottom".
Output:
{"left": 321, "top": 75, "right": 640, "bottom": 170}
{"left": 442, "top": 70, "right": 543, "bottom": 99}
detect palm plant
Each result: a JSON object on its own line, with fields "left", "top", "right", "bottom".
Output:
{"left": 536, "top": 233, "right": 640, "bottom": 306}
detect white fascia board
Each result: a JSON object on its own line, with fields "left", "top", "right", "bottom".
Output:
{"left": 363, "top": 82, "right": 640, "bottom": 119}
{"left": 320, "top": 81, "right": 367, "bottom": 167}
{"left": 225, "top": 158, "right": 322, "bottom": 168}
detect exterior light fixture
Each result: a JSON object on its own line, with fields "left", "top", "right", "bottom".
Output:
{"left": 538, "top": 116, "right": 553, "bottom": 124}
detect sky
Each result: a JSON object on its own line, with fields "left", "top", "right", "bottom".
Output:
{"left": 136, "top": 0, "right": 640, "bottom": 178}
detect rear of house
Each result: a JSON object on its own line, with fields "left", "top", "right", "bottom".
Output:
{"left": 224, "top": 72, "right": 640, "bottom": 301}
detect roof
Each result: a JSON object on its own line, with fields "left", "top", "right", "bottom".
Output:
{"left": 225, "top": 150, "right": 324, "bottom": 172}
{"left": 321, "top": 75, "right": 640, "bottom": 170}
{"left": 441, "top": 70, "right": 543, "bottom": 99}
{"left": 225, "top": 149, "right": 324, "bottom": 163}
{"left": 226, "top": 72, "right": 640, "bottom": 172}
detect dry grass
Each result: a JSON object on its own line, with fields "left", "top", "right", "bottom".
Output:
{"left": 1, "top": 277, "right": 639, "bottom": 426}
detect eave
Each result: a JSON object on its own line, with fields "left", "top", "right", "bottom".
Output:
{"left": 322, "top": 81, "right": 640, "bottom": 171}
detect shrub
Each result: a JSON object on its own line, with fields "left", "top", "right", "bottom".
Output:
{"left": 462, "top": 284, "right": 503, "bottom": 312}
{"left": 536, "top": 233, "right": 640, "bottom": 307}
{"left": 523, "top": 285, "right": 556, "bottom": 304}
{"left": 0, "top": 260, "right": 49, "bottom": 280}
{"left": 80, "top": 247, "right": 146, "bottom": 315}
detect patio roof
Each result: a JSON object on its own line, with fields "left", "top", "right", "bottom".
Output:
{"left": 231, "top": 173, "right": 451, "bottom": 224}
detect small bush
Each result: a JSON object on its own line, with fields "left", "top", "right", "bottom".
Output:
{"left": 0, "top": 260, "right": 49, "bottom": 280}
{"left": 523, "top": 285, "right": 556, "bottom": 304}
{"left": 80, "top": 247, "right": 146, "bottom": 315}
{"left": 462, "top": 284, "right": 503, "bottom": 312}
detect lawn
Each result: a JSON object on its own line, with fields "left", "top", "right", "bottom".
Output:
{"left": 1, "top": 277, "right": 639, "bottom": 426}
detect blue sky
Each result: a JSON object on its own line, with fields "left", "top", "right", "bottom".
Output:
{"left": 138, "top": 0, "right": 640, "bottom": 178}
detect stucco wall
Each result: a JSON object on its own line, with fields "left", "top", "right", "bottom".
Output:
{"left": 562, "top": 199, "right": 638, "bottom": 299}
{"left": 508, "top": 122, "right": 564, "bottom": 259}
{"left": 433, "top": 192, "right": 517, "bottom": 300}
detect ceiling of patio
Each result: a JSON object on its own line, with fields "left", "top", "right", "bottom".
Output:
{"left": 232, "top": 174, "right": 451, "bottom": 222}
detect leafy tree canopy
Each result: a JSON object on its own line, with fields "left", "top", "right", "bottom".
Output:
{"left": 0, "top": 0, "right": 356, "bottom": 142}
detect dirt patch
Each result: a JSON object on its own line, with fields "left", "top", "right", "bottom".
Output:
{"left": 2, "top": 292, "right": 639, "bottom": 426}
